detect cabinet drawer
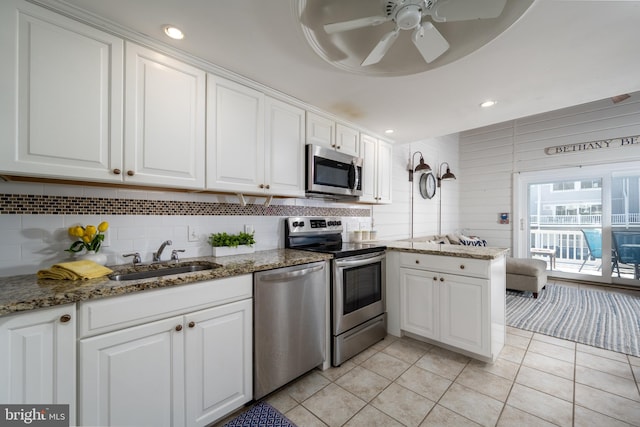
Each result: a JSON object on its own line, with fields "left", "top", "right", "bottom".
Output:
{"left": 400, "top": 253, "right": 489, "bottom": 278}
{"left": 78, "top": 275, "right": 252, "bottom": 338}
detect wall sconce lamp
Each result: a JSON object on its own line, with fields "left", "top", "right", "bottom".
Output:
{"left": 408, "top": 151, "right": 431, "bottom": 182}
{"left": 437, "top": 162, "right": 456, "bottom": 187}
{"left": 408, "top": 151, "right": 432, "bottom": 239}
{"left": 437, "top": 162, "right": 456, "bottom": 235}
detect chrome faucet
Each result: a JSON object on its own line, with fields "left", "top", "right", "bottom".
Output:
{"left": 153, "top": 240, "right": 172, "bottom": 262}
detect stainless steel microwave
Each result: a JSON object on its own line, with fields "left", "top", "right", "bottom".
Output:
{"left": 306, "top": 144, "right": 363, "bottom": 198}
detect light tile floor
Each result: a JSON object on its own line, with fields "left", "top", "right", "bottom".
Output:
{"left": 219, "top": 283, "right": 640, "bottom": 427}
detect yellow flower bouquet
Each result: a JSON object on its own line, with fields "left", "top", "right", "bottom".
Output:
{"left": 66, "top": 222, "right": 109, "bottom": 253}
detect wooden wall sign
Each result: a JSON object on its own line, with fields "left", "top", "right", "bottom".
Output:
{"left": 544, "top": 135, "right": 639, "bottom": 155}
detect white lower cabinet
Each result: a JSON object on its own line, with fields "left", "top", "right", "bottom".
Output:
{"left": 79, "top": 276, "right": 253, "bottom": 427}
{"left": 0, "top": 304, "right": 76, "bottom": 425}
{"left": 398, "top": 253, "right": 505, "bottom": 361}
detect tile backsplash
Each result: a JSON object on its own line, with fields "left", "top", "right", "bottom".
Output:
{"left": 0, "top": 181, "right": 372, "bottom": 277}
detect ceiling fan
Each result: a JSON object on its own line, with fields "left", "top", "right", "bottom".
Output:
{"left": 324, "top": 0, "right": 508, "bottom": 67}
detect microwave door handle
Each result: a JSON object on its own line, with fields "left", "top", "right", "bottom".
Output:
{"left": 349, "top": 161, "right": 360, "bottom": 191}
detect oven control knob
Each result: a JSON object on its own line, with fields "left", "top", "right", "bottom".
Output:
{"left": 337, "top": 221, "right": 342, "bottom": 226}
{"left": 292, "top": 221, "right": 299, "bottom": 227}
{"left": 299, "top": 221, "right": 305, "bottom": 227}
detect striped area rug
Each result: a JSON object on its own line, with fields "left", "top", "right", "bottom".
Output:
{"left": 506, "top": 284, "right": 640, "bottom": 357}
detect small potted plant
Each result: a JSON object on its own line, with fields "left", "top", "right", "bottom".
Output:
{"left": 66, "top": 221, "right": 109, "bottom": 265}
{"left": 208, "top": 231, "right": 256, "bottom": 257}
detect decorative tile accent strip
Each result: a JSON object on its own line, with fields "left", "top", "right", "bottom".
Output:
{"left": 0, "top": 194, "right": 370, "bottom": 217}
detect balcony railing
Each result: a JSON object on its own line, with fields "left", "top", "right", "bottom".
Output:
{"left": 530, "top": 214, "right": 640, "bottom": 226}
{"left": 529, "top": 226, "right": 640, "bottom": 280}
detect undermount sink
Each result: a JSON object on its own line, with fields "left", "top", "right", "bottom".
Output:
{"left": 109, "top": 262, "right": 222, "bottom": 281}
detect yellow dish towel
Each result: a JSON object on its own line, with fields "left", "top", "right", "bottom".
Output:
{"left": 37, "top": 260, "right": 113, "bottom": 280}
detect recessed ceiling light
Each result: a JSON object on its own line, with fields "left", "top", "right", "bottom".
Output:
{"left": 480, "top": 100, "right": 497, "bottom": 108}
{"left": 163, "top": 25, "right": 184, "bottom": 40}
{"left": 384, "top": 129, "right": 395, "bottom": 134}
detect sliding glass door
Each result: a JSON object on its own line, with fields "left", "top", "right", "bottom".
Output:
{"left": 517, "top": 163, "right": 640, "bottom": 287}
{"left": 611, "top": 172, "right": 640, "bottom": 281}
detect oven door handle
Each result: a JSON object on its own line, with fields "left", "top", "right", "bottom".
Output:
{"left": 335, "top": 252, "right": 386, "bottom": 267}
{"left": 257, "top": 264, "right": 325, "bottom": 282}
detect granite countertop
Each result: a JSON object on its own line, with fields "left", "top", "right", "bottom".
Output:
{"left": 384, "top": 241, "right": 510, "bottom": 260}
{"left": 0, "top": 249, "right": 332, "bottom": 316}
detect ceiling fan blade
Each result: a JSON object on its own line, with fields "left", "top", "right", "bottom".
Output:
{"left": 412, "top": 22, "right": 449, "bottom": 63}
{"left": 431, "top": 0, "right": 508, "bottom": 22}
{"left": 361, "top": 29, "right": 400, "bottom": 66}
{"left": 324, "top": 15, "right": 390, "bottom": 34}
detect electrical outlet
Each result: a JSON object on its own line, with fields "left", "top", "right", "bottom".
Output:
{"left": 244, "top": 224, "right": 254, "bottom": 234}
{"left": 188, "top": 226, "right": 200, "bottom": 242}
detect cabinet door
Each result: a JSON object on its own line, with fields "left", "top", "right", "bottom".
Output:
{"left": 335, "top": 123, "right": 359, "bottom": 157}
{"left": 125, "top": 42, "right": 205, "bottom": 189}
{"left": 399, "top": 268, "right": 438, "bottom": 340}
{"left": 0, "top": 0, "right": 123, "bottom": 182}
{"left": 0, "top": 305, "right": 76, "bottom": 425}
{"left": 376, "top": 140, "right": 393, "bottom": 204}
{"left": 185, "top": 299, "right": 252, "bottom": 427}
{"left": 359, "top": 133, "right": 378, "bottom": 203}
{"left": 439, "top": 274, "right": 490, "bottom": 357}
{"left": 265, "top": 97, "right": 305, "bottom": 197}
{"left": 79, "top": 316, "right": 185, "bottom": 427}
{"left": 206, "top": 75, "right": 265, "bottom": 193}
{"left": 306, "top": 112, "right": 334, "bottom": 150}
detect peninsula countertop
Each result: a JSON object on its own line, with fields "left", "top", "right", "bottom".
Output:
{"left": 384, "top": 241, "right": 509, "bottom": 260}
{"left": 0, "top": 249, "right": 332, "bottom": 316}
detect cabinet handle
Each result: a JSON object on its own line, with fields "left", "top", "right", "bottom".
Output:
{"left": 113, "top": 168, "right": 121, "bottom": 175}
{"left": 459, "top": 265, "right": 465, "bottom": 270}
{"left": 188, "top": 321, "right": 195, "bottom": 328}
{"left": 175, "top": 325, "right": 183, "bottom": 332}
{"left": 127, "top": 170, "right": 135, "bottom": 176}
{"left": 433, "top": 277, "right": 437, "bottom": 281}
{"left": 336, "top": 145, "right": 341, "bottom": 149}
{"left": 415, "top": 260, "right": 419, "bottom": 264}
{"left": 440, "top": 277, "right": 445, "bottom": 282}
{"left": 265, "top": 184, "right": 270, "bottom": 189}
{"left": 259, "top": 184, "right": 264, "bottom": 189}
{"left": 60, "top": 314, "right": 71, "bottom": 323}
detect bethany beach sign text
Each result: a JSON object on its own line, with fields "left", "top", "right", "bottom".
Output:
{"left": 545, "top": 135, "right": 640, "bottom": 155}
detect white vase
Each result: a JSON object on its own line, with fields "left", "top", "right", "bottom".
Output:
{"left": 77, "top": 250, "right": 108, "bottom": 265}
{"left": 212, "top": 245, "right": 255, "bottom": 257}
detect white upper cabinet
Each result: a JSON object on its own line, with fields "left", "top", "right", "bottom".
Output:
{"left": 264, "top": 97, "right": 305, "bottom": 197}
{"left": 306, "top": 112, "right": 335, "bottom": 149}
{"left": 207, "top": 75, "right": 265, "bottom": 193}
{"left": 335, "top": 124, "right": 360, "bottom": 157}
{"left": 306, "top": 112, "right": 359, "bottom": 157}
{"left": 0, "top": 0, "right": 123, "bottom": 181}
{"left": 125, "top": 42, "right": 206, "bottom": 189}
{"left": 207, "top": 75, "right": 304, "bottom": 197}
{"left": 359, "top": 133, "right": 393, "bottom": 204}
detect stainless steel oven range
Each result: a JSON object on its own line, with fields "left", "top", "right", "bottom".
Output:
{"left": 285, "top": 217, "right": 387, "bottom": 366}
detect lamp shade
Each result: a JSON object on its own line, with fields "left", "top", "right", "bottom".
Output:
{"left": 441, "top": 167, "right": 456, "bottom": 180}
{"left": 414, "top": 156, "right": 431, "bottom": 172}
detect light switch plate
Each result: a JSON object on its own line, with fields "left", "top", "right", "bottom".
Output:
{"left": 188, "top": 226, "right": 200, "bottom": 242}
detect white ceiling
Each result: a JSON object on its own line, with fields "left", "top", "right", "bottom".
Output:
{"left": 52, "top": 0, "right": 640, "bottom": 144}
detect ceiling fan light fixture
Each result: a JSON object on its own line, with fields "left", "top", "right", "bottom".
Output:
{"left": 163, "top": 25, "right": 184, "bottom": 40}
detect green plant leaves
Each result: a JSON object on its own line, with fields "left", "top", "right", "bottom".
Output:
{"left": 208, "top": 231, "right": 256, "bottom": 247}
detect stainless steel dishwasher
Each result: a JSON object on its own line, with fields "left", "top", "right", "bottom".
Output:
{"left": 253, "top": 261, "right": 327, "bottom": 400}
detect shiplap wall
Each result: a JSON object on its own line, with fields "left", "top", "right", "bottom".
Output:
{"left": 460, "top": 95, "right": 640, "bottom": 251}
{"left": 374, "top": 135, "right": 460, "bottom": 240}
